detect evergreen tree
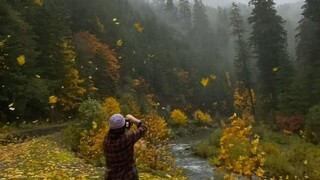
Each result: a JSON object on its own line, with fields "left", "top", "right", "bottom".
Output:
{"left": 192, "top": 0, "right": 209, "bottom": 32}
{"left": 296, "top": 0, "right": 320, "bottom": 111}
{"left": 0, "top": 1, "right": 47, "bottom": 121}
{"left": 248, "top": 0, "right": 289, "bottom": 111}
{"left": 179, "top": 0, "right": 192, "bottom": 30}
{"left": 230, "top": 2, "right": 255, "bottom": 114}
{"left": 164, "top": 0, "right": 178, "bottom": 22}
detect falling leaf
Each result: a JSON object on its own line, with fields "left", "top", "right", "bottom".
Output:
{"left": 8, "top": 103, "right": 14, "bottom": 107}
{"left": 272, "top": 67, "right": 279, "bottom": 72}
{"left": 134, "top": 23, "right": 144, "bottom": 33}
{"left": 48, "top": 96, "right": 58, "bottom": 104}
{"left": 200, "top": 78, "right": 209, "bottom": 87}
{"left": 35, "top": 74, "right": 41, "bottom": 78}
{"left": 32, "top": 120, "right": 39, "bottom": 123}
{"left": 92, "top": 121, "right": 97, "bottom": 129}
{"left": 116, "top": 39, "right": 123, "bottom": 47}
{"left": 112, "top": 18, "right": 120, "bottom": 25}
{"left": 210, "top": 74, "right": 217, "bottom": 81}
{"left": 9, "top": 107, "right": 15, "bottom": 111}
{"left": 17, "top": 55, "right": 26, "bottom": 66}
{"left": 34, "top": 0, "right": 43, "bottom": 6}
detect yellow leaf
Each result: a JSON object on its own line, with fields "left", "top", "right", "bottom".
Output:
{"left": 210, "top": 74, "right": 217, "bottom": 80}
{"left": 34, "top": 0, "right": 43, "bottom": 6}
{"left": 255, "top": 167, "right": 264, "bottom": 177}
{"left": 92, "top": 121, "right": 97, "bottom": 129}
{"left": 113, "top": 18, "right": 120, "bottom": 25}
{"left": 272, "top": 67, "right": 279, "bottom": 72}
{"left": 17, "top": 55, "right": 25, "bottom": 66}
{"left": 35, "top": 74, "right": 41, "bottom": 78}
{"left": 48, "top": 96, "right": 58, "bottom": 104}
{"left": 134, "top": 23, "right": 144, "bottom": 33}
{"left": 200, "top": 77, "right": 209, "bottom": 87}
{"left": 116, "top": 39, "right": 123, "bottom": 47}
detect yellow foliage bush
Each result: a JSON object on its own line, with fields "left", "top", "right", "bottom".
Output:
{"left": 194, "top": 110, "right": 213, "bottom": 124}
{"left": 135, "top": 113, "right": 182, "bottom": 176}
{"left": 216, "top": 114, "right": 265, "bottom": 179}
{"left": 78, "top": 121, "right": 109, "bottom": 163}
{"left": 101, "top": 97, "right": 121, "bottom": 116}
{"left": 170, "top": 109, "right": 188, "bottom": 126}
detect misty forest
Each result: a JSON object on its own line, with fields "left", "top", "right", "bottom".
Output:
{"left": 1, "top": 0, "right": 320, "bottom": 179}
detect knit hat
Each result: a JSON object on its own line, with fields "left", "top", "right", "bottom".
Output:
{"left": 109, "top": 114, "right": 125, "bottom": 129}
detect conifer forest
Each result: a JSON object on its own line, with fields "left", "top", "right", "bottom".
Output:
{"left": 0, "top": 0, "right": 320, "bottom": 179}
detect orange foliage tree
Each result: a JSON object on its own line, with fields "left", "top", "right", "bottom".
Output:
{"left": 234, "top": 81, "right": 256, "bottom": 115}
{"left": 58, "top": 39, "right": 86, "bottom": 111}
{"left": 74, "top": 31, "right": 120, "bottom": 82}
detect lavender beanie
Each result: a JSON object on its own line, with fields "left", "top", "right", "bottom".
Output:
{"left": 109, "top": 114, "right": 125, "bottom": 129}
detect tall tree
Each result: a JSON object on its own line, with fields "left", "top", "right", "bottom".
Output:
{"left": 248, "top": 0, "right": 289, "bottom": 111}
{"left": 164, "top": 0, "right": 178, "bottom": 22}
{"left": 230, "top": 2, "right": 255, "bottom": 115}
{"left": 0, "top": 1, "right": 49, "bottom": 121}
{"left": 192, "top": 0, "right": 209, "bottom": 32}
{"left": 296, "top": 0, "right": 320, "bottom": 111}
{"left": 179, "top": 0, "right": 192, "bottom": 30}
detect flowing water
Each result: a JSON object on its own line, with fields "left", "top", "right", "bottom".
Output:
{"left": 170, "top": 134, "right": 216, "bottom": 180}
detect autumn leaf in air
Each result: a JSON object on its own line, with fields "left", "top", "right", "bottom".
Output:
{"left": 210, "top": 74, "right": 217, "bottom": 81}
{"left": 48, "top": 96, "right": 58, "bottom": 104}
{"left": 134, "top": 23, "right": 144, "bottom": 33}
{"left": 116, "top": 39, "right": 123, "bottom": 47}
{"left": 200, "top": 78, "right": 209, "bottom": 87}
{"left": 272, "top": 67, "right": 279, "bottom": 72}
{"left": 17, "top": 55, "right": 25, "bottom": 66}
{"left": 113, "top": 18, "right": 120, "bottom": 25}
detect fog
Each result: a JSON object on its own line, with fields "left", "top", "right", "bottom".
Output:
{"left": 203, "top": 0, "right": 303, "bottom": 7}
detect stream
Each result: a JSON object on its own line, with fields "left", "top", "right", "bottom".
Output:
{"left": 170, "top": 134, "right": 215, "bottom": 180}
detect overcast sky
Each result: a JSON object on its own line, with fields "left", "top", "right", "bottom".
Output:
{"left": 202, "top": 0, "right": 302, "bottom": 7}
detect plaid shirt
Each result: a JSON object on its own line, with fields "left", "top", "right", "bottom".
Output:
{"left": 103, "top": 122, "right": 147, "bottom": 180}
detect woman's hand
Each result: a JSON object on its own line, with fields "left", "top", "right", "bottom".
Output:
{"left": 126, "top": 114, "right": 140, "bottom": 124}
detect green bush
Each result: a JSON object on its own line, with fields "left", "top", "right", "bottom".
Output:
{"left": 305, "top": 105, "right": 320, "bottom": 143}
{"left": 192, "top": 128, "right": 222, "bottom": 158}
{"left": 63, "top": 99, "right": 106, "bottom": 152}
{"left": 261, "top": 134, "right": 320, "bottom": 179}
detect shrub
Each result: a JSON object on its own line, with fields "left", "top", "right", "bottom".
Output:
{"left": 101, "top": 97, "right": 121, "bottom": 117}
{"left": 193, "top": 128, "right": 223, "bottom": 158}
{"left": 262, "top": 139, "right": 320, "bottom": 179}
{"left": 170, "top": 109, "right": 188, "bottom": 126}
{"left": 276, "top": 114, "right": 303, "bottom": 132}
{"left": 215, "top": 114, "right": 265, "bottom": 178}
{"left": 193, "top": 110, "right": 213, "bottom": 124}
{"left": 64, "top": 99, "right": 108, "bottom": 165}
{"left": 305, "top": 105, "right": 320, "bottom": 143}
{"left": 135, "top": 113, "right": 182, "bottom": 176}
{"left": 78, "top": 99, "right": 104, "bottom": 124}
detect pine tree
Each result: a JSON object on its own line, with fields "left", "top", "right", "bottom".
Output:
{"left": 248, "top": 0, "right": 289, "bottom": 111}
{"left": 179, "top": 0, "right": 192, "bottom": 30}
{"left": 164, "top": 0, "right": 178, "bottom": 22}
{"left": 296, "top": 0, "right": 320, "bottom": 111}
{"left": 192, "top": 0, "right": 209, "bottom": 32}
{"left": 0, "top": 1, "right": 45, "bottom": 121}
{"left": 230, "top": 2, "right": 255, "bottom": 115}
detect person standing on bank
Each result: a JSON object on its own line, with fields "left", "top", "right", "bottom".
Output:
{"left": 103, "top": 114, "right": 148, "bottom": 180}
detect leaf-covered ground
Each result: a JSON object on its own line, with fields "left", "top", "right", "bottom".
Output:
{"left": 0, "top": 133, "right": 186, "bottom": 179}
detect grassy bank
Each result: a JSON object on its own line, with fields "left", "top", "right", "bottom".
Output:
{"left": 0, "top": 132, "right": 187, "bottom": 179}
